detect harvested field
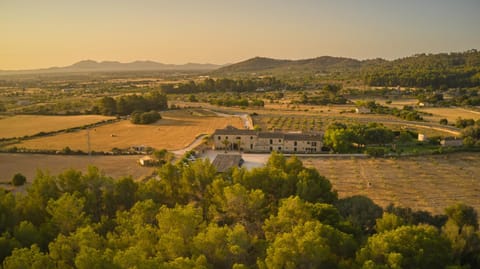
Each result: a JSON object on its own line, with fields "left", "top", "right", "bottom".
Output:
{"left": 0, "top": 115, "right": 114, "bottom": 138}
{"left": 16, "top": 109, "right": 243, "bottom": 151}
{"left": 303, "top": 153, "right": 480, "bottom": 214}
{"left": 0, "top": 153, "right": 153, "bottom": 185}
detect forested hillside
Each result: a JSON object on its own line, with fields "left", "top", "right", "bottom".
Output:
{"left": 1, "top": 153, "right": 479, "bottom": 268}
{"left": 363, "top": 50, "right": 480, "bottom": 88}
{"left": 214, "top": 56, "right": 363, "bottom": 76}
{"left": 214, "top": 50, "right": 480, "bottom": 88}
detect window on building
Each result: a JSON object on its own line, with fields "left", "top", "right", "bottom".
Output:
{"left": 250, "top": 136, "right": 253, "bottom": 140}
{"left": 269, "top": 146, "right": 273, "bottom": 151}
{"left": 278, "top": 147, "right": 281, "bottom": 151}
{"left": 270, "top": 139, "right": 273, "bottom": 144}
{"left": 278, "top": 139, "right": 281, "bottom": 142}
{"left": 250, "top": 144, "right": 253, "bottom": 150}
{"left": 226, "top": 136, "right": 228, "bottom": 140}
{"left": 294, "top": 141, "right": 297, "bottom": 146}
{"left": 294, "top": 147, "right": 297, "bottom": 152}
{"left": 307, "top": 141, "right": 310, "bottom": 144}
{"left": 312, "top": 142, "right": 317, "bottom": 146}
{"left": 218, "top": 136, "right": 221, "bottom": 140}
{"left": 236, "top": 137, "right": 241, "bottom": 140}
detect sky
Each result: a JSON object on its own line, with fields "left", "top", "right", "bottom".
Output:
{"left": 1, "top": 0, "right": 479, "bottom": 70}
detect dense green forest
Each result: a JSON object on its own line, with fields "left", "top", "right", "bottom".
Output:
{"left": 363, "top": 50, "right": 480, "bottom": 88}
{"left": 1, "top": 153, "right": 479, "bottom": 268}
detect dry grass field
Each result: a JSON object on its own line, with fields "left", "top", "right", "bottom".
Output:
{"left": 16, "top": 109, "right": 243, "bottom": 151}
{"left": 420, "top": 107, "right": 480, "bottom": 123}
{"left": 0, "top": 115, "right": 114, "bottom": 138}
{"left": 303, "top": 153, "right": 480, "bottom": 214}
{"left": 0, "top": 153, "right": 153, "bottom": 185}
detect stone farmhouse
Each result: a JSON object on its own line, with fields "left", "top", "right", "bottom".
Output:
{"left": 212, "top": 126, "right": 323, "bottom": 153}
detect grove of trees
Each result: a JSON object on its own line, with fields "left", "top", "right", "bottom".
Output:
{"left": 1, "top": 153, "right": 479, "bottom": 268}
{"left": 357, "top": 101, "right": 423, "bottom": 121}
{"left": 296, "top": 85, "right": 347, "bottom": 105}
{"left": 323, "top": 122, "right": 397, "bottom": 153}
{"left": 96, "top": 91, "right": 168, "bottom": 116}
{"left": 460, "top": 118, "right": 480, "bottom": 146}
{"left": 130, "top": 111, "right": 161, "bottom": 125}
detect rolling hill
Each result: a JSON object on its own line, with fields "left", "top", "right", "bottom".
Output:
{"left": 213, "top": 50, "right": 480, "bottom": 88}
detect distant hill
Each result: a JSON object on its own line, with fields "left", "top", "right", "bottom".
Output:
{"left": 213, "top": 55, "right": 368, "bottom": 76}
{"left": 215, "top": 57, "right": 292, "bottom": 73}
{"left": 0, "top": 60, "right": 221, "bottom": 75}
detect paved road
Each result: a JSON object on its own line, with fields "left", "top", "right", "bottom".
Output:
{"left": 171, "top": 110, "right": 252, "bottom": 156}
{"left": 171, "top": 134, "right": 208, "bottom": 156}
{"left": 207, "top": 109, "right": 253, "bottom": 129}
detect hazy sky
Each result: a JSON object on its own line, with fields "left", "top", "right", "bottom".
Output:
{"left": 1, "top": 0, "right": 479, "bottom": 69}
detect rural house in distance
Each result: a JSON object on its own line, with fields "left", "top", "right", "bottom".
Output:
{"left": 212, "top": 126, "right": 323, "bottom": 153}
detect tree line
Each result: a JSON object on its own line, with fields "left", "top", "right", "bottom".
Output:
{"left": 295, "top": 85, "right": 348, "bottom": 105}
{"left": 417, "top": 88, "right": 480, "bottom": 107}
{"left": 0, "top": 153, "right": 479, "bottom": 268}
{"left": 459, "top": 118, "right": 480, "bottom": 147}
{"left": 161, "top": 77, "right": 287, "bottom": 94}
{"left": 208, "top": 96, "right": 265, "bottom": 107}
{"left": 359, "top": 100, "right": 424, "bottom": 121}
{"left": 94, "top": 91, "right": 168, "bottom": 116}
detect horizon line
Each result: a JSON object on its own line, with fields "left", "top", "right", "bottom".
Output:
{"left": 1, "top": 48, "right": 478, "bottom": 72}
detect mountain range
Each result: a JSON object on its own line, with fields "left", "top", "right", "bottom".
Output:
{"left": 0, "top": 56, "right": 383, "bottom": 76}
{"left": 1, "top": 50, "right": 478, "bottom": 77}
{"left": 0, "top": 60, "right": 222, "bottom": 75}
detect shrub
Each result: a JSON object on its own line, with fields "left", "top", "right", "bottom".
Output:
{"left": 12, "top": 173, "right": 27, "bottom": 186}
{"left": 131, "top": 111, "right": 161, "bottom": 124}
{"left": 366, "top": 147, "right": 385, "bottom": 157}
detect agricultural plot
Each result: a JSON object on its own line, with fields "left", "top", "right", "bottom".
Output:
{"left": 253, "top": 108, "right": 459, "bottom": 137}
{"left": 303, "top": 153, "right": 480, "bottom": 215}
{"left": 420, "top": 107, "right": 480, "bottom": 124}
{"left": 263, "top": 115, "right": 324, "bottom": 131}
{"left": 0, "top": 153, "right": 153, "bottom": 184}
{"left": 15, "top": 109, "right": 243, "bottom": 151}
{"left": 254, "top": 113, "right": 399, "bottom": 132}
{"left": 0, "top": 115, "right": 114, "bottom": 138}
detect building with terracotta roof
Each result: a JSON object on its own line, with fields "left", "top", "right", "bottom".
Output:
{"left": 212, "top": 126, "right": 323, "bottom": 153}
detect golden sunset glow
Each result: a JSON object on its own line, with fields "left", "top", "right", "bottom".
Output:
{"left": 1, "top": 0, "right": 479, "bottom": 69}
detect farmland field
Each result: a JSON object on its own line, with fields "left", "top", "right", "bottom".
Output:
{"left": 15, "top": 109, "right": 243, "bottom": 151}
{"left": 303, "top": 153, "right": 480, "bottom": 215}
{"left": 0, "top": 115, "right": 114, "bottom": 138}
{"left": 420, "top": 107, "right": 480, "bottom": 123}
{"left": 0, "top": 153, "right": 153, "bottom": 186}
{"left": 252, "top": 112, "right": 456, "bottom": 137}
